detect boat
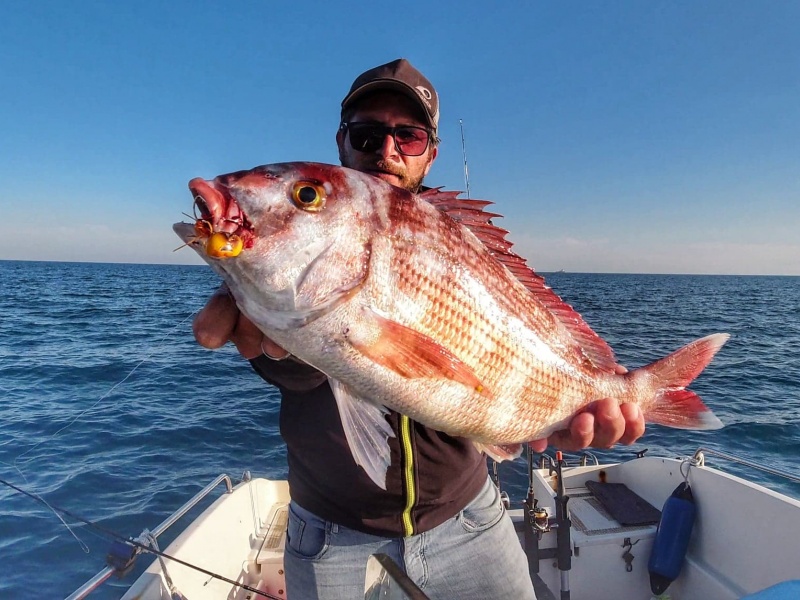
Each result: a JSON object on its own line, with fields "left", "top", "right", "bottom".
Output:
{"left": 68, "top": 447, "right": 800, "bottom": 600}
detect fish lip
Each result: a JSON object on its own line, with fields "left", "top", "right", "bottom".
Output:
{"left": 188, "top": 178, "right": 222, "bottom": 223}
{"left": 187, "top": 177, "right": 255, "bottom": 246}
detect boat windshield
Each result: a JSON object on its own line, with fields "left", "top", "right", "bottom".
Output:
{"left": 364, "top": 553, "right": 430, "bottom": 600}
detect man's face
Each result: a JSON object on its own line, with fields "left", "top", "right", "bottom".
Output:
{"left": 337, "top": 91, "right": 438, "bottom": 193}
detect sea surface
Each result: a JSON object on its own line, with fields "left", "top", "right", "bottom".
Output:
{"left": 1, "top": 260, "right": 799, "bottom": 598}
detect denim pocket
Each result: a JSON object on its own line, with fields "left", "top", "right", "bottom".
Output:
{"left": 459, "top": 479, "right": 505, "bottom": 533}
{"left": 286, "top": 502, "right": 329, "bottom": 559}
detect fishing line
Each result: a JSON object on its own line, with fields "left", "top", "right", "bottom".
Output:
{"left": 0, "top": 476, "right": 280, "bottom": 600}
{"left": 7, "top": 310, "right": 198, "bottom": 550}
{"left": 14, "top": 310, "right": 198, "bottom": 467}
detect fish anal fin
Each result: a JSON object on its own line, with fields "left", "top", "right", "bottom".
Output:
{"left": 475, "top": 442, "right": 524, "bottom": 462}
{"left": 347, "top": 309, "right": 489, "bottom": 395}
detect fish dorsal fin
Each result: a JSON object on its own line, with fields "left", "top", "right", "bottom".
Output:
{"left": 419, "top": 187, "right": 618, "bottom": 372}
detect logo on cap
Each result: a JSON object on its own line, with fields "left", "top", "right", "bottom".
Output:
{"left": 416, "top": 86, "right": 433, "bottom": 100}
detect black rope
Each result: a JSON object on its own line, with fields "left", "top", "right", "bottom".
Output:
{"left": 0, "top": 476, "right": 281, "bottom": 599}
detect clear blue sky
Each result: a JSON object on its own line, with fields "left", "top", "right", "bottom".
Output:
{"left": 2, "top": 1, "right": 798, "bottom": 274}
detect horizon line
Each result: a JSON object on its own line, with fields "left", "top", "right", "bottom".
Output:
{"left": 2, "top": 258, "right": 797, "bottom": 278}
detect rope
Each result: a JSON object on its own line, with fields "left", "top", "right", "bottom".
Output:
{"left": 143, "top": 531, "right": 188, "bottom": 600}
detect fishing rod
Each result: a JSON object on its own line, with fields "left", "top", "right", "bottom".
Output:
{"left": 523, "top": 444, "right": 541, "bottom": 580}
{"left": 552, "top": 450, "right": 573, "bottom": 600}
{"left": 6, "top": 310, "right": 212, "bottom": 595}
{"left": 459, "top": 119, "right": 471, "bottom": 199}
{"left": 0, "top": 476, "right": 281, "bottom": 600}
{"left": 523, "top": 450, "right": 574, "bottom": 599}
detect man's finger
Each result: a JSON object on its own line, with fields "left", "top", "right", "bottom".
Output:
{"left": 528, "top": 438, "right": 549, "bottom": 453}
{"left": 586, "top": 398, "right": 625, "bottom": 449}
{"left": 231, "top": 315, "right": 270, "bottom": 360}
{"left": 544, "top": 412, "right": 595, "bottom": 452}
{"left": 618, "top": 403, "right": 645, "bottom": 445}
{"left": 193, "top": 291, "right": 238, "bottom": 349}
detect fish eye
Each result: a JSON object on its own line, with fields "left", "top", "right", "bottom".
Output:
{"left": 291, "top": 181, "right": 326, "bottom": 212}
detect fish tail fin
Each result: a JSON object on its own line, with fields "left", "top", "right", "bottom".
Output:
{"left": 641, "top": 333, "right": 729, "bottom": 430}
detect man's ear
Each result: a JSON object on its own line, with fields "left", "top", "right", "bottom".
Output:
{"left": 423, "top": 146, "right": 439, "bottom": 177}
{"left": 336, "top": 127, "right": 346, "bottom": 163}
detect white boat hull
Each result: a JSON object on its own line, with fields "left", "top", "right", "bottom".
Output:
{"left": 96, "top": 452, "right": 800, "bottom": 600}
{"left": 122, "top": 478, "right": 290, "bottom": 600}
{"left": 523, "top": 455, "right": 800, "bottom": 599}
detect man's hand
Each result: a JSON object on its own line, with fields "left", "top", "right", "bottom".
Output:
{"left": 529, "top": 366, "right": 646, "bottom": 453}
{"left": 193, "top": 285, "right": 287, "bottom": 360}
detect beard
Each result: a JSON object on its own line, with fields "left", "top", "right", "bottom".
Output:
{"left": 357, "top": 158, "right": 427, "bottom": 193}
{"left": 373, "top": 159, "right": 425, "bottom": 192}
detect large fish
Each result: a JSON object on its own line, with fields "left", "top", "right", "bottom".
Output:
{"left": 175, "top": 162, "right": 727, "bottom": 489}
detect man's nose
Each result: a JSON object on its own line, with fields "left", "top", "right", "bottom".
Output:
{"left": 375, "top": 132, "right": 399, "bottom": 158}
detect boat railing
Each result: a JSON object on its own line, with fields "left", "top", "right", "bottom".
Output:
{"left": 693, "top": 447, "right": 800, "bottom": 485}
{"left": 536, "top": 450, "right": 599, "bottom": 470}
{"left": 67, "top": 473, "right": 235, "bottom": 600}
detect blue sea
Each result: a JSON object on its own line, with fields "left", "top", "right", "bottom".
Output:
{"left": 1, "top": 260, "right": 799, "bottom": 598}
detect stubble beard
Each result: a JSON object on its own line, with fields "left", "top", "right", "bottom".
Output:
{"left": 369, "top": 159, "right": 426, "bottom": 193}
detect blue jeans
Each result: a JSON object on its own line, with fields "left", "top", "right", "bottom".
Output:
{"left": 284, "top": 476, "right": 536, "bottom": 599}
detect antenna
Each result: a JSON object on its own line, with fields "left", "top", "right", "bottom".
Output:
{"left": 459, "top": 119, "right": 471, "bottom": 199}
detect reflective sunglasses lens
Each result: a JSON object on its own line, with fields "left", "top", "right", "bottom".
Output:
{"left": 394, "top": 127, "right": 429, "bottom": 155}
{"left": 348, "top": 125, "right": 384, "bottom": 153}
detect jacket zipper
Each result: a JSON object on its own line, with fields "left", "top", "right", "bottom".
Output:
{"left": 400, "top": 414, "right": 416, "bottom": 536}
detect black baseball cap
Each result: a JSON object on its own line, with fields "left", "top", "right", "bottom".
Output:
{"left": 341, "top": 58, "right": 439, "bottom": 133}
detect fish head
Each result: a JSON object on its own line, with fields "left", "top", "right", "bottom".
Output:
{"left": 174, "top": 162, "right": 383, "bottom": 330}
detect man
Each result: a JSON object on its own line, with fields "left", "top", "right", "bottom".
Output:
{"left": 194, "top": 59, "right": 645, "bottom": 599}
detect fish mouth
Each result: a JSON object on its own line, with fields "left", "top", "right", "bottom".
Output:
{"left": 183, "top": 178, "right": 255, "bottom": 258}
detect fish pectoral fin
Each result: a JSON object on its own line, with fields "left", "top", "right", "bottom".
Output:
{"left": 474, "top": 442, "right": 524, "bottom": 462}
{"left": 345, "top": 308, "right": 488, "bottom": 394}
{"left": 329, "top": 378, "right": 395, "bottom": 490}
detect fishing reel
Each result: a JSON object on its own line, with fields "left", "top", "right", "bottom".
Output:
{"left": 531, "top": 505, "right": 552, "bottom": 536}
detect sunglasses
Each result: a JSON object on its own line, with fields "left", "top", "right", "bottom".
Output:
{"left": 341, "top": 122, "right": 434, "bottom": 157}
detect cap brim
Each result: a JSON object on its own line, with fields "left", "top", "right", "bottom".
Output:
{"left": 341, "top": 80, "right": 437, "bottom": 131}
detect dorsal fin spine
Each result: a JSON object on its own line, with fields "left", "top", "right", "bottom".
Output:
{"left": 419, "top": 188, "right": 618, "bottom": 371}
